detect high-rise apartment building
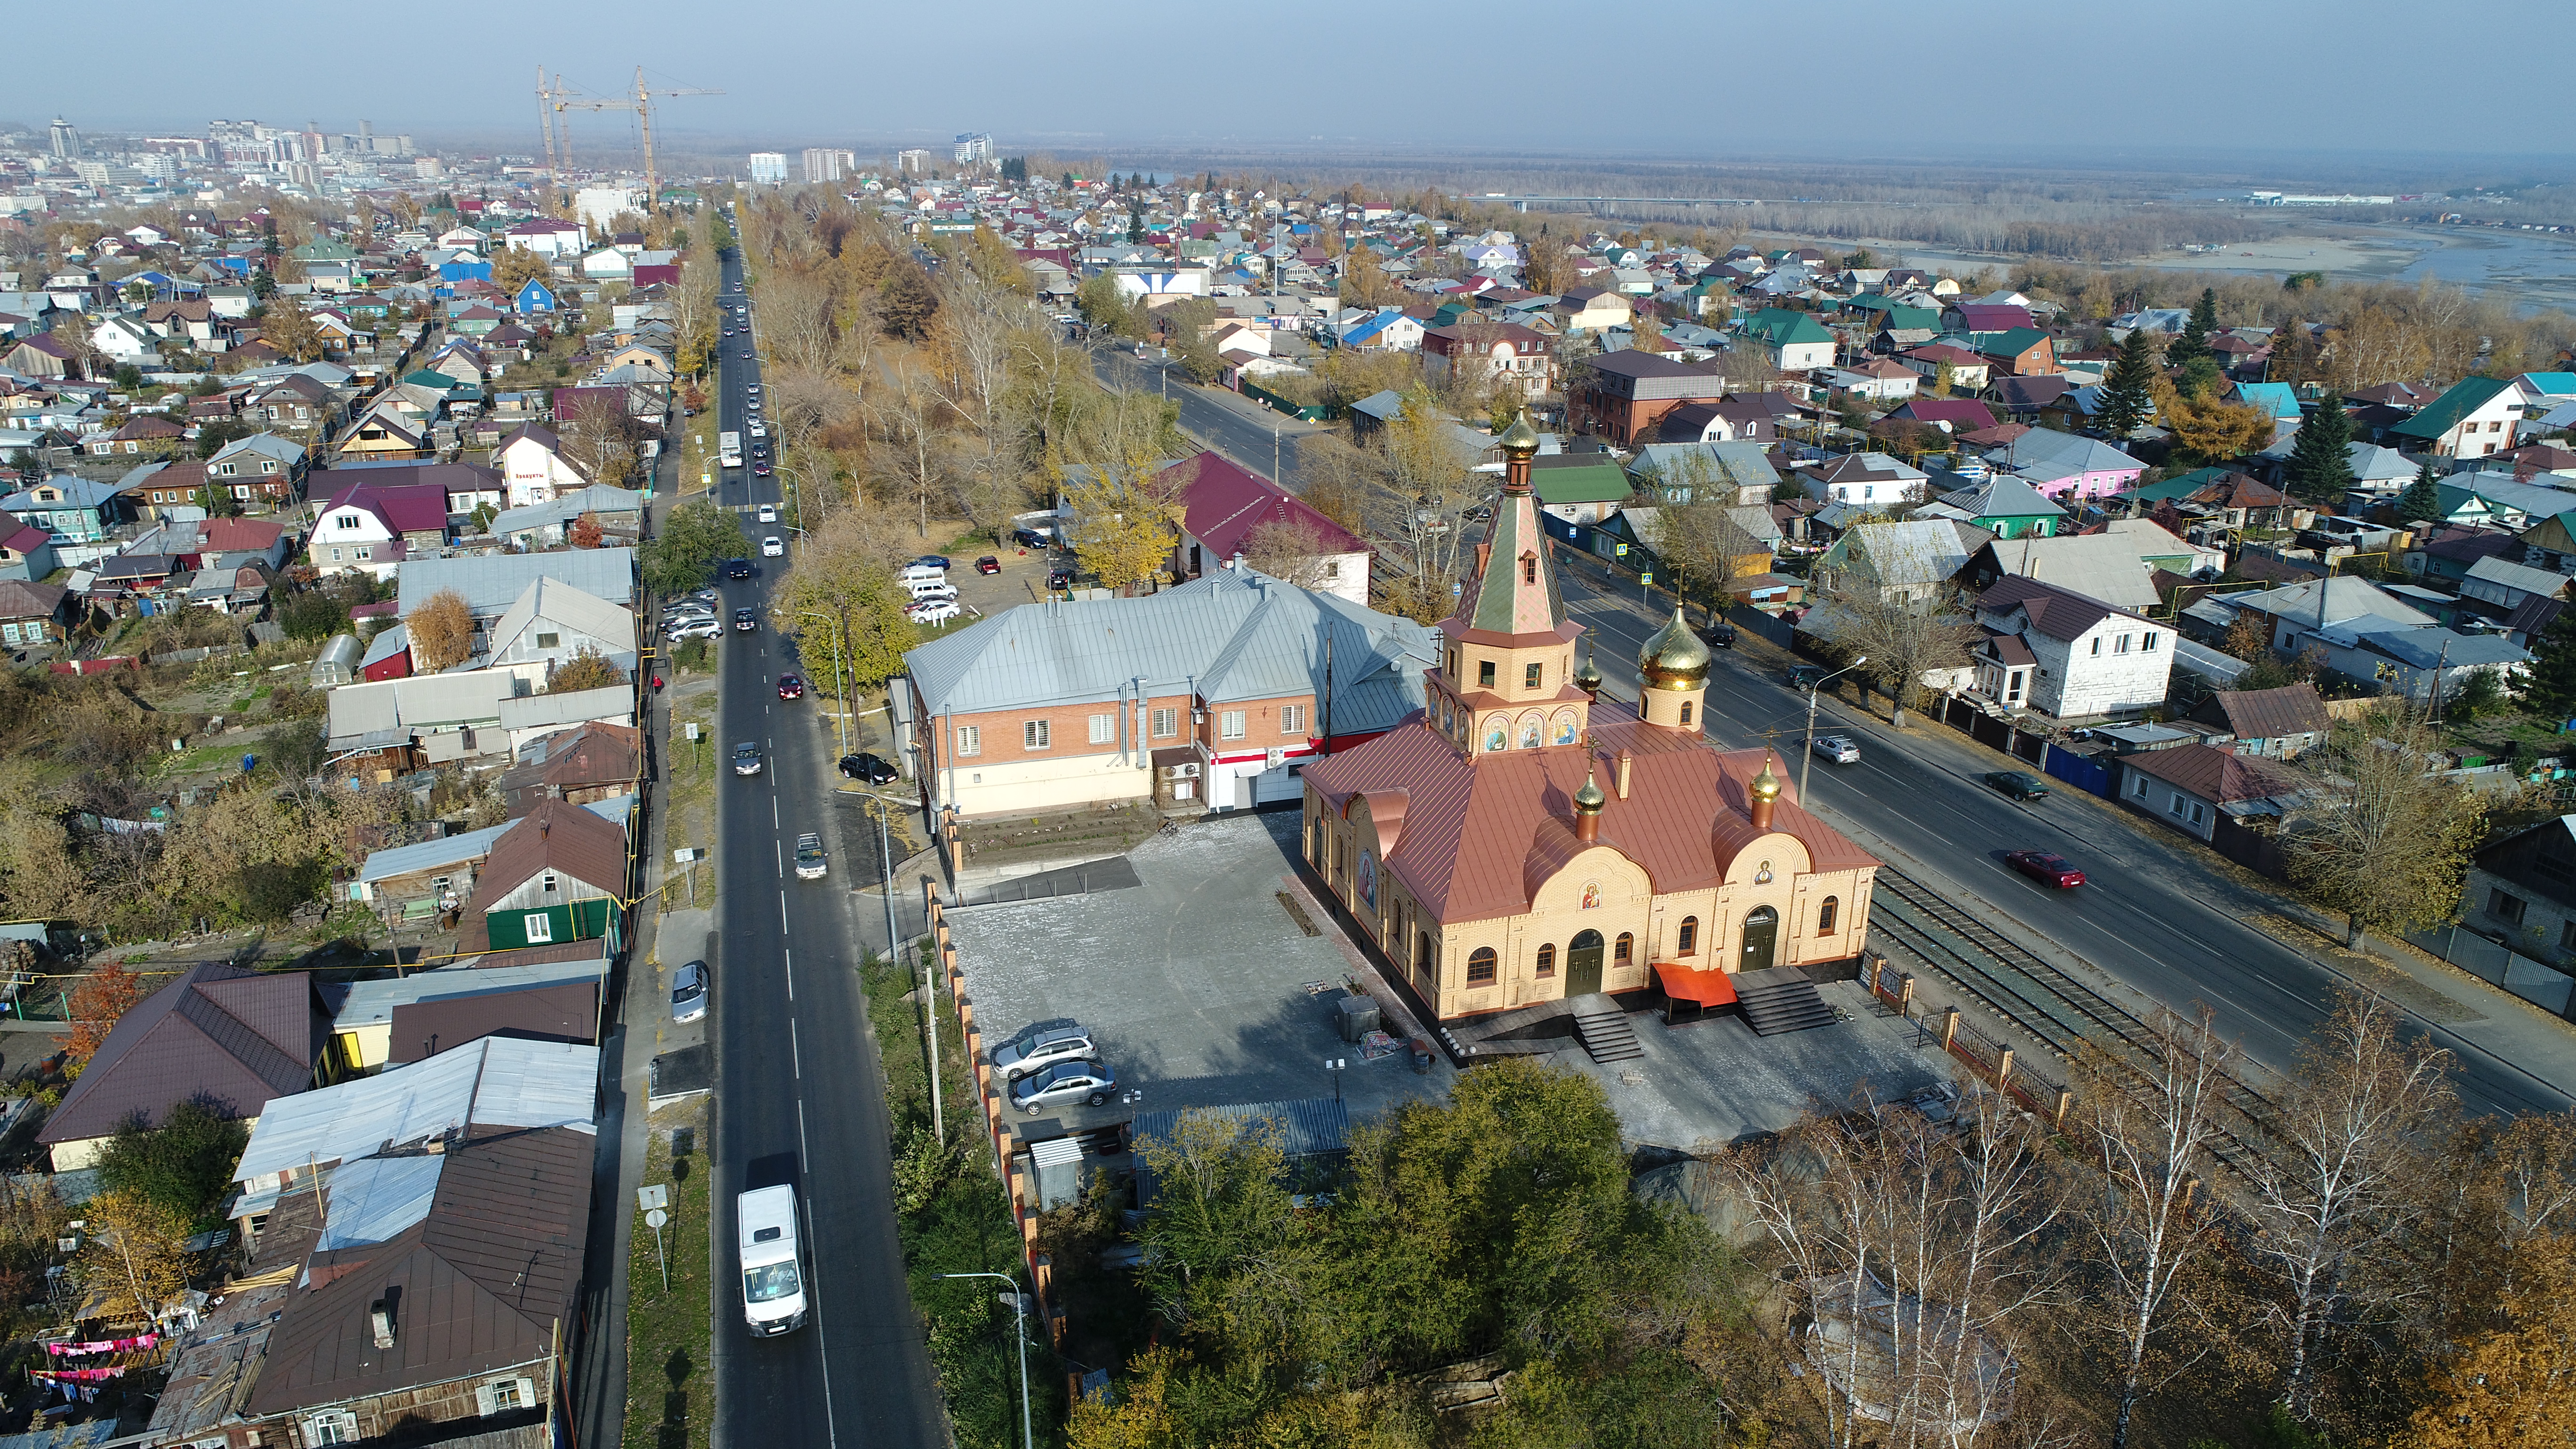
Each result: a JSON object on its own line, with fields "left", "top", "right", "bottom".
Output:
{"left": 897, "top": 149, "right": 932, "bottom": 176}
{"left": 48, "top": 118, "right": 80, "bottom": 160}
{"left": 801, "top": 148, "right": 853, "bottom": 184}
{"left": 747, "top": 152, "right": 788, "bottom": 186}
{"left": 952, "top": 132, "right": 991, "bottom": 166}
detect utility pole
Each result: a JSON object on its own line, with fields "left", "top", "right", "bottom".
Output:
{"left": 1799, "top": 656, "right": 1868, "bottom": 804}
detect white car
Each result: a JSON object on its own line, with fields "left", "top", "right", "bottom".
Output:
{"left": 762, "top": 535, "right": 785, "bottom": 558}
{"left": 756, "top": 504, "right": 778, "bottom": 524}
{"left": 668, "top": 617, "right": 723, "bottom": 640}
{"left": 1811, "top": 735, "right": 1862, "bottom": 765}
{"left": 907, "top": 600, "right": 962, "bottom": 626}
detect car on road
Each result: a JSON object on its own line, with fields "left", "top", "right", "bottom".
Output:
{"left": 1787, "top": 665, "right": 1827, "bottom": 690}
{"left": 794, "top": 833, "right": 827, "bottom": 880}
{"left": 741, "top": 348, "right": 752, "bottom": 359}
{"left": 1984, "top": 770, "right": 2050, "bottom": 801}
{"left": 975, "top": 555, "right": 1001, "bottom": 574}
{"left": 670, "top": 960, "right": 709, "bottom": 1023}
{"left": 756, "top": 504, "right": 778, "bottom": 524}
{"left": 907, "top": 600, "right": 963, "bottom": 626}
{"left": 761, "top": 535, "right": 785, "bottom": 557}
{"left": 733, "top": 742, "right": 763, "bottom": 776}
{"left": 1011, "top": 1057, "right": 1118, "bottom": 1115}
{"left": 725, "top": 558, "right": 755, "bottom": 580}
{"left": 777, "top": 674, "right": 805, "bottom": 699}
{"left": 838, "top": 752, "right": 899, "bottom": 785}
{"left": 2004, "top": 850, "right": 2087, "bottom": 889}
{"left": 910, "top": 555, "right": 951, "bottom": 571}
{"left": 753, "top": 462, "right": 772, "bottom": 476}
{"left": 668, "top": 617, "right": 721, "bottom": 640}
{"left": 733, "top": 607, "right": 759, "bottom": 631}
{"left": 991, "top": 1019, "right": 1098, "bottom": 1083}
{"left": 1701, "top": 622, "right": 1739, "bottom": 648}
{"left": 1811, "top": 734, "right": 1861, "bottom": 765}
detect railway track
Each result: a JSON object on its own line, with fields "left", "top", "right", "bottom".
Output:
{"left": 1868, "top": 865, "right": 2281, "bottom": 1164}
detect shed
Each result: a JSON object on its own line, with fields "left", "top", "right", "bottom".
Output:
{"left": 309, "top": 633, "right": 361, "bottom": 686}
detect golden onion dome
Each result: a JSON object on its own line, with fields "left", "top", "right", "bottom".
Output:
{"left": 1574, "top": 644, "right": 1603, "bottom": 689}
{"left": 1750, "top": 760, "right": 1782, "bottom": 802}
{"left": 1637, "top": 606, "right": 1713, "bottom": 688}
{"left": 1574, "top": 769, "right": 1606, "bottom": 813}
{"left": 1498, "top": 410, "right": 1542, "bottom": 456}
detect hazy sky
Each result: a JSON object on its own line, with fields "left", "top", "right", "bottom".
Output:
{"left": 27, "top": 0, "right": 2576, "bottom": 169}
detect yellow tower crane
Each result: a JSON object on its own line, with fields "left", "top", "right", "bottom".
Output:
{"left": 541, "top": 66, "right": 721, "bottom": 212}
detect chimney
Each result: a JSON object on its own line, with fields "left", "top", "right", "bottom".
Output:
{"left": 1615, "top": 749, "right": 1632, "bottom": 801}
{"left": 369, "top": 1298, "right": 396, "bottom": 1348}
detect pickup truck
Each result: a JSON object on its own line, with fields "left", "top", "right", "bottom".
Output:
{"left": 794, "top": 833, "right": 826, "bottom": 880}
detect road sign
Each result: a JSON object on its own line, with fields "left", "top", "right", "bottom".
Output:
{"left": 637, "top": 1184, "right": 668, "bottom": 1212}
{"left": 671, "top": 847, "right": 704, "bottom": 864}
{"left": 685, "top": 723, "right": 700, "bottom": 741}
{"left": 644, "top": 1208, "right": 668, "bottom": 1230}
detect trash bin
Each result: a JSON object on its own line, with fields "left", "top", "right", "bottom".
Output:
{"left": 1335, "top": 993, "right": 1379, "bottom": 1043}
{"left": 1411, "top": 1038, "right": 1435, "bottom": 1074}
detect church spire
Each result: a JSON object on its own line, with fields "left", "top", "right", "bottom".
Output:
{"left": 1443, "top": 411, "right": 1565, "bottom": 643}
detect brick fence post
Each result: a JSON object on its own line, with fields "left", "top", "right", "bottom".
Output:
{"left": 1996, "top": 1046, "right": 2015, "bottom": 1087}
{"left": 1940, "top": 1006, "right": 1959, "bottom": 1053}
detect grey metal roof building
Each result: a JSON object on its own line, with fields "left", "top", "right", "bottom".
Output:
{"left": 396, "top": 546, "right": 636, "bottom": 617}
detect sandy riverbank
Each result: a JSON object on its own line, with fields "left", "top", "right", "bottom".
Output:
{"left": 2125, "top": 236, "right": 2391, "bottom": 274}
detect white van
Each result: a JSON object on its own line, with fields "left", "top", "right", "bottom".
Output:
{"left": 899, "top": 562, "right": 946, "bottom": 587}
{"left": 737, "top": 1185, "right": 808, "bottom": 1336}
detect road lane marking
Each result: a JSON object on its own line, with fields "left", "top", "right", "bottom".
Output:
{"left": 774, "top": 838, "right": 782, "bottom": 875}
{"left": 784, "top": 948, "right": 792, "bottom": 1000}
{"left": 795, "top": 1095, "right": 842, "bottom": 1449}
{"left": 780, "top": 892, "right": 790, "bottom": 935}
{"left": 791, "top": 1018, "right": 801, "bottom": 1078}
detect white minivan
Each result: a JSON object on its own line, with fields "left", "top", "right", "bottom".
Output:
{"left": 898, "top": 562, "right": 946, "bottom": 588}
{"left": 738, "top": 1184, "right": 808, "bottom": 1336}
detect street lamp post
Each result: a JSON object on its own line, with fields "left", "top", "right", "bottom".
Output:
{"left": 939, "top": 1272, "right": 1033, "bottom": 1449}
{"left": 795, "top": 609, "right": 851, "bottom": 760}
{"left": 1800, "top": 656, "right": 1868, "bottom": 805}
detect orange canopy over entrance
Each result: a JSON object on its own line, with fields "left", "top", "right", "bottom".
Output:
{"left": 1654, "top": 961, "right": 1738, "bottom": 1007}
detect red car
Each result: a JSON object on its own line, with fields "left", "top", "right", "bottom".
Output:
{"left": 2003, "top": 850, "right": 2085, "bottom": 889}
{"left": 777, "top": 674, "right": 805, "bottom": 700}
{"left": 976, "top": 555, "right": 1001, "bottom": 575}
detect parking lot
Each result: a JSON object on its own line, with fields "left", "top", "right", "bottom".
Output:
{"left": 944, "top": 811, "right": 1457, "bottom": 1140}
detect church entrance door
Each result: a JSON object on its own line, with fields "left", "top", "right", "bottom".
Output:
{"left": 1567, "top": 929, "right": 1605, "bottom": 996}
{"left": 1740, "top": 907, "right": 1779, "bottom": 973}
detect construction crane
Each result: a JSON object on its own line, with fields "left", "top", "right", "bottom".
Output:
{"left": 540, "top": 66, "right": 721, "bottom": 211}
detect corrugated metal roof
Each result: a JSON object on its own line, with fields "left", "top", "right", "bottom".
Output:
{"left": 233, "top": 1036, "right": 598, "bottom": 1184}
{"left": 1130, "top": 1097, "right": 1349, "bottom": 1203}
{"left": 314, "top": 1153, "right": 446, "bottom": 1249}
{"left": 333, "top": 959, "right": 606, "bottom": 1028}
{"left": 397, "top": 547, "right": 636, "bottom": 616}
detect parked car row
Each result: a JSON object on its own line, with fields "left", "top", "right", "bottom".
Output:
{"left": 992, "top": 1018, "right": 1119, "bottom": 1114}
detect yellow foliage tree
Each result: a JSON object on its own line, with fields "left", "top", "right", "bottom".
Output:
{"left": 2400, "top": 1231, "right": 2576, "bottom": 1449}
{"left": 406, "top": 587, "right": 476, "bottom": 672}
{"left": 81, "top": 1189, "right": 190, "bottom": 1331}
{"left": 774, "top": 515, "right": 922, "bottom": 695}
{"left": 2162, "top": 392, "right": 2274, "bottom": 467}
{"left": 1061, "top": 447, "right": 1183, "bottom": 596}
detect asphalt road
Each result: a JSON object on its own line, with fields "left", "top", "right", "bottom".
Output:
{"left": 1553, "top": 554, "right": 2573, "bottom": 1121}
{"left": 1093, "top": 347, "right": 1320, "bottom": 489}
{"left": 704, "top": 242, "right": 947, "bottom": 1449}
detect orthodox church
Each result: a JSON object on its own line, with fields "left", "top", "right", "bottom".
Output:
{"left": 1301, "top": 415, "right": 1882, "bottom": 1025}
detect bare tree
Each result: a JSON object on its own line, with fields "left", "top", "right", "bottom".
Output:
{"left": 557, "top": 393, "right": 639, "bottom": 488}
{"left": 1812, "top": 566, "right": 1981, "bottom": 727}
{"left": 2075, "top": 1006, "right": 2241, "bottom": 1449}
{"left": 761, "top": 266, "right": 841, "bottom": 375}
{"left": 2247, "top": 989, "right": 2456, "bottom": 1422}
{"left": 1647, "top": 494, "right": 1765, "bottom": 628}
{"left": 1242, "top": 515, "right": 1330, "bottom": 588}
{"left": 869, "top": 363, "right": 952, "bottom": 539}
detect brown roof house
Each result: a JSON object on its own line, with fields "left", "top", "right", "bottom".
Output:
{"left": 498, "top": 722, "right": 641, "bottom": 818}
{"left": 38, "top": 962, "right": 329, "bottom": 1169}
{"left": 164, "top": 1036, "right": 597, "bottom": 1448}
{"left": 456, "top": 799, "right": 631, "bottom": 953}
{"left": 2116, "top": 743, "right": 2309, "bottom": 844}
{"left": 2187, "top": 682, "right": 2331, "bottom": 761}
{"left": 1301, "top": 418, "right": 1881, "bottom": 1026}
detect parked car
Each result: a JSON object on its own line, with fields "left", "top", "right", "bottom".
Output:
{"left": 1046, "top": 565, "right": 1074, "bottom": 589}
{"left": 991, "top": 1019, "right": 1097, "bottom": 1083}
{"left": 910, "top": 555, "right": 951, "bottom": 571}
{"left": 1701, "top": 623, "right": 1738, "bottom": 648}
{"left": 669, "top": 617, "right": 722, "bottom": 640}
{"left": 908, "top": 601, "right": 962, "bottom": 626}
{"left": 671, "top": 959, "right": 709, "bottom": 1023}
{"left": 1011, "top": 1058, "right": 1118, "bottom": 1115}
{"left": 733, "top": 607, "right": 759, "bottom": 631}
{"left": 733, "top": 742, "right": 763, "bottom": 776}
{"left": 2004, "top": 850, "right": 2086, "bottom": 889}
{"left": 1010, "top": 527, "right": 1050, "bottom": 549}
{"left": 1984, "top": 770, "right": 2050, "bottom": 801}
{"left": 756, "top": 504, "right": 778, "bottom": 524}
{"left": 976, "top": 555, "right": 1001, "bottom": 575}
{"left": 1811, "top": 734, "right": 1861, "bottom": 765}
{"left": 762, "top": 535, "right": 785, "bottom": 558}
{"left": 839, "top": 752, "right": 899, "bottom": 785}
{"left": 777, "top": 674, "right": 805, "bottom": 700}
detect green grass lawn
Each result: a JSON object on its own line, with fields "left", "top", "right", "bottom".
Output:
{"left": 624, "top": 1095, "right": 714, "bottom": 1449}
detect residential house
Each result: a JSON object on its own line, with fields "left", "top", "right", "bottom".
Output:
{"left": 1651, "top": 395, "right": 1783, "bottom": 446}
{"left": 2221, "top": 575, "right": 2435, "bottom": 655}
{"left": 0, "top": 523, "right": 58, "bottom": 583}
{"left": 1420, "top": 322, "right": 1556, "bottom": 400}
{"left": 309, "top": 480, "right": 450, "bottom": 577}
{"left": 1567, "top": 350, "right": 1726, "bottom": 446}
{"left": 0, "top": 580, "right": 70, "bottom": 649}
{"left": 493, "top": 422, "right": 594, "bottom": 508}
{"left": 1627, "top": 440, "right": 1780, "bottom": 505}
{"left": 1165, "top": 451, "right": 1371, "bottom": 606}
{"left": 498, "top": 722, "right": 643, "bottom": 818}
{"left": 2389, "top": 376, "right": 2522, "bottom": 459}
{"left": 325, "top": 963, "right": 602, "bottom": 1075}
{"left": 490, "top": 483, "right": 647, "bottom": 549}
{"left": 1884, "top": 398, "right": 1999, "bottom": 433}
{"left": 1821, "top": 358, "right": 1921, "bottom": 402}
{"left": 2116, "top": 744, "right": 2307, "bottom": 844}
{"left": 1985, "top": 428, "right": 2142, "bottom": 503}
{"left": 1918, "top": 474, "right": 2066, "bottom": 540}
{"left": 482, "top": 577, "right": 640, "bottom": 687}
{"left": 1898, "top": 343, "right": 1991, "bottom": 392}
{"left": 86, "top": 413, "right": 186, "bottom": 458}
{"left": 338, "top": 407, "right": 430, "bottom": 459}
{"left": 2459, "top": 555, "right": 2570, "bottom": 620}
{"left": 1335, "top": 308, "right": 1425, "bottom": 353}
{"left": 1553, "top": 287, "right": 1634, "bottom": 333}
{"left": 1741, "top": 308, "right": 1837, "bottom": 371}
{"left": 1793, "top": 451, "right": 1929, "bottom": 509}
{"left": 398, "top": 547, "right": 638, "bottom": 619}
{"left": 1961, "top": 533, "right": 2165, "bottom": 613}
{"left": 1965, "top": 327, "right": 2059, "bottom": 377}
{"left": 37, "top": 962, "right": 328, "bottom": 1170}
{"left": 173, "top": 1037, "right": 596, "bottom": 1449}
{"left": 1529, "top": 456, "right": 1638, "bottom": 526}
{"left": 2186, "top": 683, "right": 2330, "bottom": 760}
{"left": 1, "top": 475, "right": 125, "bottom": 542}
{"left": 515, "top": 277, "right": 560, "bottom": 315}
{"left": 246, "top": 372, "right": 343, "bottom": 435}
{"left": 459, "top": 798, "right": 631, "bottom": 951}
{"left": 1973, "top": 574, "right": 2173, "bottom": 722}
{"left": 2462, "top": 815, "right": 2576, "bottom": 966}
{"left": 1812, "top": 519, "right": 1992, "bottom": 604}
{"left": 207, "top": 431, "right": 308, "bottom": 506}
{"left": 1, "top": 334, "right": 77, "bottom": 378}
{"left": 907, "top": 567, "right": 1435, "bottom": 817}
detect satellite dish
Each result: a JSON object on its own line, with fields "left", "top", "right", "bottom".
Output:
{"left": 1935, "top": 419, "right": 1953, "bottom": 433}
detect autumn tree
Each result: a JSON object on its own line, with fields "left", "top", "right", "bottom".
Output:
{"left": 2283, "top": 709, "right": 2487, "bottom": 951}
{"left": 80, "top": 1189, "right": 191, "bottom": 1333}
{"left": 66, "top": 961, "right": 150, "bottom": 1065}
{"left": 2164, "top": 391, "right": 2273, "bottom": 467}
{"left": 1240, "top": 515, "right": 1332, "bottom": 589}
{"left": 1063, "top": 446, "right": 1184, "bottom": 595}
{"left": 2399, "top": 1228, "right": 2576, "bottom": 1449}
{"left": 257, "top": 302, "right": 325, "bottom": 362}
{"left": 405, "top": 587, "right": 476, "bottom": 673}
{"left": 1646, "top": 498, "right": 1763, "bottom": 625}
{"left": 490, "top": 245, "right": 550, "bottom": 295}
{"left": 1811, "top": 567, "right": 1980, "bottom": 727}
{"left": 545, "top": 644, "right": 624, "bottom": 694}
{"left": 567, "top": 511, "right": 604, "bottom": 549}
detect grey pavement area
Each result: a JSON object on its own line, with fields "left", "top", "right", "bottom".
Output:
{"left": 1564, "top": 985, "right": 1945, "bottom": 1152}
{"left": 945, "top": 811, "right": 1457, "bottom": 1135}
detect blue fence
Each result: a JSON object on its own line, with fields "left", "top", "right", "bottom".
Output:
{"left": 2041, "top": 746, "right": 2114, "bottom": 798}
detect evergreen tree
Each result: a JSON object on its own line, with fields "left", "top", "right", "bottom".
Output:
{"left": 2282, "top": 399, "right": 2356, "bottom": 505}
{"left": 2096, "top": 327, "right": 2159, "bottom": 437}
{"left": 2165, "top": 286, "right": 2218, "bottom": 372}
{"left": 2395, "top": 460, "right": 2445, "bottom": 523}
{"left": 2521, "top": 608, "right": 2576, "bottom": 722}
{"left": 2268, "top": 320, "right": 2316, "bottom": 386}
